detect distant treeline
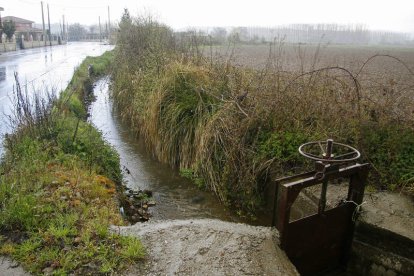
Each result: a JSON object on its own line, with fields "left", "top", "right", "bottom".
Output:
{"left": 65, "top": 23, "right": 113, "bottom": 41}
{"left": 188, "top": 24, "right": 412, "bottom": 45}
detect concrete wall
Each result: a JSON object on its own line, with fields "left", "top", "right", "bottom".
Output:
{"left": 22, "top": 40, "right": 66, "bottom": 49}
{"left": 349, "top": 222, "right": 414, "bottom": 276}
{"left": 0, "top": 42, "right": 17, "bottom": 52}
{"left": 0, "top": 40, "right": 67, "bottom": 52}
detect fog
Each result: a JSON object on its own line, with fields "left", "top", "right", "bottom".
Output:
{"left": 1, "top": 0, "right": 414, "bottom": 38}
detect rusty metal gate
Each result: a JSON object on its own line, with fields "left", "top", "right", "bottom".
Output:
{"left": 272, "top": 139, "right": 369, "bottom": 275}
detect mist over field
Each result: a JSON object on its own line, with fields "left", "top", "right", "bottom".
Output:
{"left": 2, "top": 0, "right": 414, "bottom": 44}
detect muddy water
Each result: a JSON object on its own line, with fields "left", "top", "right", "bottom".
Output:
{"left": 89, "top": 78, "right": 251, "bottom": 223}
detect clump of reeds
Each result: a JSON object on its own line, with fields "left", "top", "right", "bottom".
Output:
{"left": 142, "top": 62, "right": 218, "bottom": 168}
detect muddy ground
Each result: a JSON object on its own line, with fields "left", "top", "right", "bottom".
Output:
{"left": 115, "top": 219, "right": 299, "bottom": 276}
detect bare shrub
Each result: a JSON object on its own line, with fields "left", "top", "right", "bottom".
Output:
{"left": 6, "top": 73, "right": 57, "bottom": 145}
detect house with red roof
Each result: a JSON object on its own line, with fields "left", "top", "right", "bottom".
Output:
{"left": 3, "top": 16, "right": 43, "bottom": 41}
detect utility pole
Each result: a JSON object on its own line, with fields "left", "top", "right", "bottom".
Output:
{"left": 0, "top": 7, "right": 4, "bottom": 43}
{"left": 62, "top": 15, "right": 65, "bottom": 42}
{"left": 98, "top": 16, "right": 102, "bottom": 42}
{"left": 41, "top": 1, "right": 46, "bottom": 46}
{"left": 107, "top": 6, "right": 111, "bottom": 41}
{"left": 47, "top": 3, "right": 51, "bottom": 46}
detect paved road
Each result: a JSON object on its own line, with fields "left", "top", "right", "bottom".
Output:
{"left": 0, "top": 42, "right": 113, "bottom": 156}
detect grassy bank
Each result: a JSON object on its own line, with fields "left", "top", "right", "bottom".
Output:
{"left": 112, "top": 15, "right": 414, "bottom": 215}
{"left": 0, "top": 51, "right": 145, "bottom": 274}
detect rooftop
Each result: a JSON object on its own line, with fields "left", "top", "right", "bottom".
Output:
{"left": 2, "top": 16, "right": 34, "bottom": 24}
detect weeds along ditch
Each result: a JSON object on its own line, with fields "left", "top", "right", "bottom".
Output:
{"left": 0, "top": 51, "right": 145, "bottom": 274}
{"left": 112, "top": 16, "right": 414, "bottom": 216}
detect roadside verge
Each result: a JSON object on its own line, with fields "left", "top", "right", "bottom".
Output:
{"left": 0, "top": 51, "right": 145, "bottom": 275}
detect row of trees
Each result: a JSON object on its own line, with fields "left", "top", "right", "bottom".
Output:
{"left": 67, "top": 19, "right": 411, "bottom": 45}
{"left": 207, "top": 24, "right": 411, "bottom": 45}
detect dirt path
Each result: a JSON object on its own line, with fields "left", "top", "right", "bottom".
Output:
{"left": 114, "top": 219, "right": 298, "bottom": 276}
{"left": 1, "top": 219, "right": 297, "bottom": 276}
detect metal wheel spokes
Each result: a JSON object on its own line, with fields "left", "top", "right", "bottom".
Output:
{"left": 299, "top": 139, "right": 361, "bottom": 164}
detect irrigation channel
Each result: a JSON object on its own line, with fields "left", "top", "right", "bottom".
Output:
{"left": 89, "top": 78, "right": 256, "bottom": 223}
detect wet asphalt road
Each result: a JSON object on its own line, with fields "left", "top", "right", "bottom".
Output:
{"left": 0, "top": 42, "right": 113, "bottom": 156}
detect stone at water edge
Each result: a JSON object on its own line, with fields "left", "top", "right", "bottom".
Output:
{"left": 147, "top": 200, "right": 156, "bottom": 206}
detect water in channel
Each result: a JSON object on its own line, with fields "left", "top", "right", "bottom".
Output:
{"left": 89, "top": 78, "right": 251, "bottom": 223}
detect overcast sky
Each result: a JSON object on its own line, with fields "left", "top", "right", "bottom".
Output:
{"left": 1, "top": 0, "right": 413, "bottom": 34}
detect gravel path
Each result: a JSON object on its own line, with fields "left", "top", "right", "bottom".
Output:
{"left": 114, "top": 219, "right": 299, "bottom": 276}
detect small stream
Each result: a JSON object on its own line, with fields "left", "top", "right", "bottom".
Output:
{"left": 89, "top": 78, "right": 252, "bottom": 223}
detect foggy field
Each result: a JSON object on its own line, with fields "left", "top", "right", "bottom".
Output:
{"left": 207, "top": 43, "right": 414, "bottom": 73}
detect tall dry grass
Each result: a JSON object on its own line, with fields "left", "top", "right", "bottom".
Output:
{"left": 6, "top": 73, "right": 58, "bottom": 145}
{"left": 112, "top": 15, "right": 414, "bottom": 213}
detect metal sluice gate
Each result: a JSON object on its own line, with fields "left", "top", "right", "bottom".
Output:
{"left": 272, "top": 139, "right": 370, "bottom": 275}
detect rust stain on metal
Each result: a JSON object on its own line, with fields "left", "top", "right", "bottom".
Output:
{"left": 272, "top": 139, "right": 370, "bottom": 275}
